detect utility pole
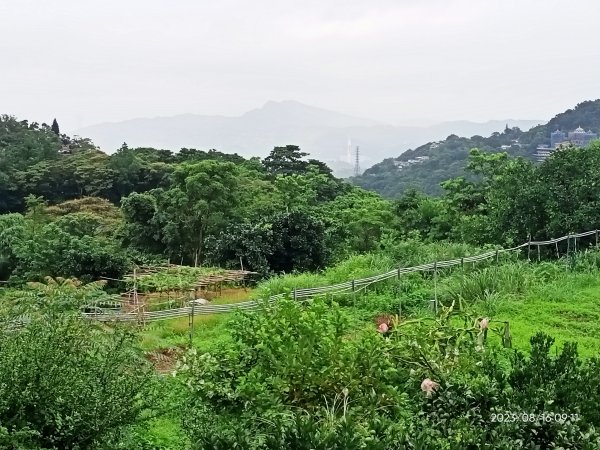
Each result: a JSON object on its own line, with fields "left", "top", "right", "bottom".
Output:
{"left": 189, "top": 300, "right": 195, "bottom": 347}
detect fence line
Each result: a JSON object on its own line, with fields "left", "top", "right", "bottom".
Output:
{"left": 77, "top": 228, "right": 599, "bottom": 323}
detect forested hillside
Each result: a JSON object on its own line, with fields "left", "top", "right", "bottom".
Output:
{"left": 0, "top": 115, "right": 394, "bottom": 282}
{"left": 354, "top": 100, "right": 600, "bottom": 197}
{"left": 75, "top": 100, "right": 540, "bottom": 175}
{"left": 4, "top": 110, "right": 600, "bottom": 282}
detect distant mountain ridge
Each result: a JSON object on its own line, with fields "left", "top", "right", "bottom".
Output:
{"left": 76, "top": 101, "right": 540, "bottom": 176}
{"left": 352, "top": 100, "right": 600, "bottom": 198}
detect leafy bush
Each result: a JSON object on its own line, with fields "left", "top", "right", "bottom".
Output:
{"left": 1, "top": 215, "right": 130, "bottom": 284}
{"left": 178, "top": 298, "right": 600, "bottom": 449}
{"left": 0, "top": 313, "right": 156, "bottom": 449}
{"left": 413, "top": 333, "right": 600, "bottom": 448}
{"left": 179, "top": 299, "right": 410, "bottom": 449}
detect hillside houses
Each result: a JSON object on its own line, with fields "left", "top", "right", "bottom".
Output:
{"left": 393, "top": 155, "right": 430, "bottom": 170}
{"left": 535, "top": 126, "right": 598, "bottom": 161}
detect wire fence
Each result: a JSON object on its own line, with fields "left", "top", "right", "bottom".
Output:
{"left": 78, "top": 229, "right": 600, "bottom": 323}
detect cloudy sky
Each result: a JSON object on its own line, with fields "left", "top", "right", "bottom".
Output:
{"left": 2, "top": 0, "right": 599, "bottom": 131}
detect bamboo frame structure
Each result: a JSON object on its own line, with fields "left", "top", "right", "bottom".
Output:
{"left": 117, "top": 266, "right": 256, "bottom": 324}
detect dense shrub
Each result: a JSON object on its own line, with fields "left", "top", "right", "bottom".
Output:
{"left": 0, "top": 312, "right": 156, "bottom": 449}
{"left": 179, "top": 299, "right": 410, "bottom": 449}
{"left": 2, "top": 221, "right": 129, "bottom": 283}
{"left": 180, "top": 300, "right": 600, "bottom": 449}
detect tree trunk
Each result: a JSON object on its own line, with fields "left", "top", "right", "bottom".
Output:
{"left": 197, "top": 226, "right": 204, "bottom": 267}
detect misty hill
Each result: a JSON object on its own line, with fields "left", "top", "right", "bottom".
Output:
{"left": 76, "top": 101, "right": 540, "bottom": 176}
{"left": 352, "top": 100, "right": 600, "bottom": 198}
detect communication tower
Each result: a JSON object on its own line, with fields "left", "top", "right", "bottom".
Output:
{"left": 354, "top": 146, "right": 360, "bottom": 177}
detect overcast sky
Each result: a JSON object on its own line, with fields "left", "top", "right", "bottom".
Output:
{"left": 2, "top": 0, "right": 599, "bottom": 132}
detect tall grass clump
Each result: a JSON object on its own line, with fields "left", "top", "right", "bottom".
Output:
{"left": 383, "top": 238, "right": 488, "bottom": 267}
{"left": 253, "top": 253, "right": 396, "bottom": 299}
{"left": 570, "top": 247, "right": 600, "bottom": 272}
{"left": 324, "top": 253, "right": 395, "bottom": 281}
{"left": 443, "top": 262, "right": 534, "bottom": 307}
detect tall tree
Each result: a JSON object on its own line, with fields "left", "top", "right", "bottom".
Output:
{"left": 263, "top": 145, "right": 309, "bottom": 176}
{"left": 121, "top": 161, "right": 243, "bottom": 264}
{"left": 270, "top": 210, "right": 328, "bottom": 272}
{"left": 51, "top": 118, "right": 60, "bottom": 135}
{"left": 171, "top": 161, "right": 241, "bottom": 265}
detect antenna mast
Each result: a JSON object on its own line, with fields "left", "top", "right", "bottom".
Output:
{"left": 354, "top": 146, "right": 360, "bottom": 176}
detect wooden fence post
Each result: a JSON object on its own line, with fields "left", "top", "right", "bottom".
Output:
{"left": 189, "top": 299, "right": 195, "bottom": 347}
{"left": 566, "top": 234, "right": 572, "bottom": 271}
{"left": 433, "top": 261, "right": 438, "bottom": 314}
{"left": 502, "top": 322, "right": 512, "bottom": 348}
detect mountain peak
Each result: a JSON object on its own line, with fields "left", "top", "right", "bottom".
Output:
{"left": 261, "top": 99, "right": 307, "bottom": 109}
{"left": 75, "top": 100, "right": 545, "bottom": 178}
{"left": 242, "top": 100, "right": 382, "bottom": 128}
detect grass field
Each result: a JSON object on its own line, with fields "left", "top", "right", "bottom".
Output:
{"left": 135, "top": 257, "right": 600, "bottom": 448}
{"left": 139, "top": 287, "right": 250, "bottom": 352}
{"left": 486, "top": 272, "right": 600, "bottom": 357}
{"left": 140, "top": 260, "right": 600, "bottom": 358}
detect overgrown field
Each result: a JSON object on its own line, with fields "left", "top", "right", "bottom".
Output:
{"left": 146, "top": 249, "right": 600, "bottom": 359}
{"left": 3, "top": 246, "right": 600, "bottom": 449}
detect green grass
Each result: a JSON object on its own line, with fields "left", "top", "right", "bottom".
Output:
{"left": 136, "top": 415, "right": 188, "bottom": 449}
{"left": 132, "top": 252, "right": 600, "bottom": 448}
{"left": 211, "top": 287, "right": 253, "bottom": 304}
{"left": 487, "top": 272, "right": 600, "bottom": 357}
{"left": 139, "top": 254, "right": 600, "bottom": 362}
{"left": 119, "top": 374, "right": 189, "bottom": 449}
{"left": 140, "top": 312, "right": 235, "bottom": 353}
{"left": 130, "top": 256, "right": 600, "bottom": 367}
{"left": 252, "top": 253, "right": 397, "bottom": 299}
{"left": 139, "top": 287, "right": 251, "bottom": 352}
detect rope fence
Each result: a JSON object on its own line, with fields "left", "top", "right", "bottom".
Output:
{"left": 79, "top": 229, "right": 600, "bottom": 323}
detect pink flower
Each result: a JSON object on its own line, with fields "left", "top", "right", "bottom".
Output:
{"left": 480, "top": 318, "right": 489, "bottom": 330}
{"left": 420, "top": 378, "right": 440, "bottom": 397}
{"left": 378, "top": 322, "right": 389, "bottom": 333}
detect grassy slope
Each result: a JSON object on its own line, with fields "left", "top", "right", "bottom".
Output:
{"left": 490, "top": 272, "right": 600, "bottom": 357}
{"left": 137, "top": 254, "right": 600, "bottom": 448}
{"left": 139, "top": 288, "right": 250, "bottom": 352}
{"left": 136, "top": 289, "right": 252, "bottom": 449}
{"left": 141, "top": 259, "right": 600, "bottom": 357}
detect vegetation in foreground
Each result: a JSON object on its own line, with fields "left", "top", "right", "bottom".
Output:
{"left": 3, "top": 247, "right": 600, "bottom": 449}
